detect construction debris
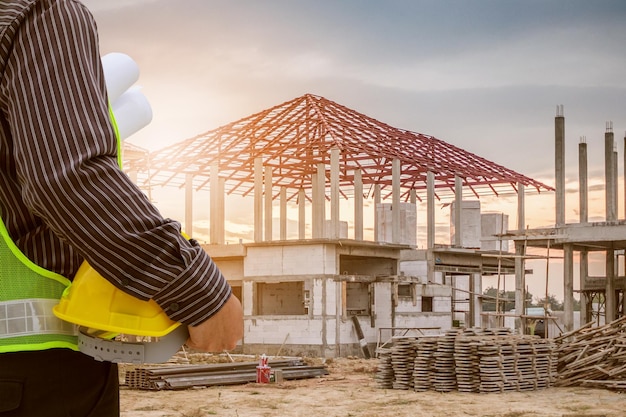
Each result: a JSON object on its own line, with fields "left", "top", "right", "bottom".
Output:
{"left": 125, "top": 358, "right": 328, "bottom": 390}
{"left": 554, "top": 315, "right": 626, "bottom": 390}
{"left": 376, "top": 328, "right": 557, "bottom": 393}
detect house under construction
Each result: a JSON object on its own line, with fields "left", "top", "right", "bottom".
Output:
{"left": 123, "top": 93, "right": 554, "bottom": 357}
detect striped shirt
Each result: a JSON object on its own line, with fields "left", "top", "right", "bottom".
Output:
{"left": 0, "top": 0, "right": 231, "bottom": 326}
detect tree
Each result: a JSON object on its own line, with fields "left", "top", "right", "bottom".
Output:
{"left": 482, "top": 287, "right": 532, "bottom": 312}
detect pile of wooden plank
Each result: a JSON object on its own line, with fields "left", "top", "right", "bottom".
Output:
{"left": 554, "top": 316, "right": 626, "bottom": 390}
{"left": 375, "top": 328, "right": 557, "bottom": 394}
{"left": 125, "top": 358, "right": 328, "bottom": 390}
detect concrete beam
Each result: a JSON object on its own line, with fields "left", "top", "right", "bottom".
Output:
{"left": 392, "top": 159, "right": 401, "bottom": 244}
{"left": 280, "top": 186, "right": 287, "bottom": 240}
{"left": 298, "top": 188, "right": 306, "bottom": 239}
{"left": 330, "top": 148, "right": 340, "bottom": 239}
{"left": 264, "top": 165, "right": 273, "bottom": 242}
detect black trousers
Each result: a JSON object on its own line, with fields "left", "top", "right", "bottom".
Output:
{"left": 0, "top": 349, "right": 119, "bottom": 417}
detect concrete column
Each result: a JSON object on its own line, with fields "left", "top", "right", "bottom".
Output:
{"left": 374, "top": 184, "right": 381, "bottom": 242}
{"left": 622, "top": 136, "right": 626, "bottom": 218}
{"left": 605, "top": 125, "right": 616, "bottom": 222}
{"left": 330, "top": 148, "right": 340, "bottom": 239}
{"left": 254, "top": 157, "right": 263, "bottom": 242}
{"left": 563, "top": 243, "right": 574, "bottom": 332}
{"left": 392, "top": 159, "right": 401, "bottom": 244}
{"left": 471, "top": 272, "right": 482, "bottom": 328}
{"left": 515, "top": 182, "right": 526, "bottom": 334}
{"left": 354, "top": 169, "right": 363, "bottom": 241}
{"left": 312, "top": 163, "right": 326, "bottom": 238}
{"left": 454, "top": 175, "right": 463, "bottom": 247}
{"left": 555, "top": 105, "right": 565, "bottom": 226}
{"left": 579, "top": 140, "right": 588, "bottom": 223}
{"left": 210, "top": 164, "right": 219, "bottom": 243}
{"left": 427, "top": 171, "right": 435, "bottom": 249}
{"left": 298, "top": 188, "right": 306, "bottom": 239}
{"left": 580, "top": 250, "right": 589, "bottom": 324}
{"left": 280, "top": 186, "right": 287, "bottom": 240}
{"left": 217, "top": 177, "right": 225, "bottom": 244}
{"left": 185, "top": 173, "right": 194, "bottom": 238}
{"left": 264, "top": 166, "right": 273, "bottom": 241}
{"left": 606, "top": 249, "right": 616, "bottom": 322}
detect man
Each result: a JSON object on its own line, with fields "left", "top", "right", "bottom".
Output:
{"left": 0, "top": 1, "right": 243, "bottom": 416}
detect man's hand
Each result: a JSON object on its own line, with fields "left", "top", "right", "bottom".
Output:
{"left": 185, "top": 294, "right": 243, "bottom": 352}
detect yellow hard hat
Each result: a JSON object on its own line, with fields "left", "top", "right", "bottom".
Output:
{"left": 53, "top": 261, "right": 180, "bottom": 337}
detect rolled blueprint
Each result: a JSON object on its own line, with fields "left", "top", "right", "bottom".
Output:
{"left": 101, "top": 52, "right": 140, "bottom": 103}
{"left": 111, "top": 86, "right": 153, "bottom": 140}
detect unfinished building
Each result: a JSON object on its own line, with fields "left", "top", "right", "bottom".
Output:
{"left": 123, "top": 94, "right": 552, "bottom": 357}
{"left": 506, "top": 106, "right": 626, "bottom": 335}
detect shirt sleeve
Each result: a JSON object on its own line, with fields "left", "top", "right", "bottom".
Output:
{"left": 4, "top": 0, "right": 231, "bottom": 326}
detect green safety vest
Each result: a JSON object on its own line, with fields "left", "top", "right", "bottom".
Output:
{"left": 0, "top": 107, "right": 122, "bottom": 353}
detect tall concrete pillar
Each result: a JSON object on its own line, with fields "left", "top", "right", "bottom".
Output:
{"left": 622, "top": 136, "right": 626, "bottom": 218}
{"left": 454, "top": 175, "right": 463, "bottom": 247}
{"left": 280, "top": 187, "right": 287, "bottom": 240}
{"left": 209, "top": 164, "right": 219, "bottom": 243}
{"left": 185, "top": 173, "right": 194, "bottom": 238}
{"left": 330, "top": 148, "right": 340, "bottom": 239}
{"left": 563, "top": 243, "right": 574, "bottom": 332}
{"left": 298, "top": 188, "right": 306, "bottom": 239}
{"left": 374, "top": 184, "right": 381, "bottom": 242}
{"left": 217, "top": 177, "right": 225, "bottom": 244}
{"left": 354, "top": 169, "right": 363, "bottom": 241}
{"left": 254, "top": 157, "right": 263, "bottom": 242}
{"left": 427, "top": 171, "right": 435, "bottom": 249}
{"left": 392, "top": 159, "right": 401, "bottom": 244}
{"left": 555, "top": 105, "right": 565, "bottom": 226}
{"left": 515, "top": 182, "right": 526, "bottom": 334}
{"left": 605, "top": 123, "right": 616, "bottom": 222}
{"left": 312, "top": 163, "right": 326, "bottom": 238}
{"left": 264, "top": 165, "right": 273, "bottom": 241}
{"left": 579, "top": 140, "right": 588, "bottom": 223}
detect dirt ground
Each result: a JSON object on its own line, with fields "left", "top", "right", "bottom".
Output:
{"left": 119, "top": 356, "right": 626, "bottom": 417}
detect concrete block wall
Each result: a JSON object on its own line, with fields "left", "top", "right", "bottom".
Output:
{"left": 376, "top": 203, "right": 417, "bottom": 246}
{"left": 481, "top": 212, "right": 509, "bottom": 251}
{"left": 450, "top": 200, "right": 481, "bottom": 248}
{"left": 398, "top": 260, "right": 427, "bottom": 283}
{"left": 244, "top": 244, "right": 337, "bottom": 276}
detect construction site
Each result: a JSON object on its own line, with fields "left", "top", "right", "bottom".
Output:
{"left": 121, "top": 94, "right": 624, "bottom": 357}
{"left": 116, "top": 95, "right": 626, "bottom": 417}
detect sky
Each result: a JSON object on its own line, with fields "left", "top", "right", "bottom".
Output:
{"left": 82, "top": 0, "right": 626, "bottom": 301}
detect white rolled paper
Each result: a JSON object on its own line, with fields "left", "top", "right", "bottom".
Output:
{"left": 111, "top": 87, "right": 153, "bottom": 140}
{"left": 101, "top": 52, "right": 140, "bottom": 103}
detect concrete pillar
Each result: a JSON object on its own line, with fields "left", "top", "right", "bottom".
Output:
{"left": 298, "top": 188, "right": 306, "bottom": 239}
{"left": 254, "top": 157, "right": 263, "bottom": 242}
{"left": 330, "top": 148, "right": 340, "bottom": 239}
{"left": 264, "top": 166, "right": 273, "bottom": 241}
{"left": 392, "top": 159, "right": 401, "bottom": 244}
{"left": 580, "top": 250, "right": 589, "bottom": 324}
{"left": 605, "top": 124, "right": 616, "bottom": 222}
{"left": 622, "top": 136, "right": 626, "bottom": 218}
{"left": 312, "top": 163, "right": 326, "bottom": 238}
{"left": 374, "top": 184, "right": 381, "bottom": 242}
{"left": 454, "top": 175, "right": 463, "bottom": 247}
{"left": 579, "top": 140, "right": 588, "bottom": 223}
{"left": 606, "top": 249, "right": 616, "bottom": 322}
{"left": 563, "top": 243, "right": 574, "bottom": 332}
{"left": 354, "top": 169, "right": 363, "bottom": 241}
{"left": 471, "top": 272, "right": 482, "bottom": 328}
{"left": 515, "top": 182, "right": 526, "bottom": 334}
{"left": 185, "top": 173, "right": 194, "bottom": 238}
{"left": 280, "top": 187, "right": 287, "bottom": 240}
{"left": 555, "top": 105, "right": 565, "bottom": 226}
{"left": 217, "top": 177, "right": 225, "bottom": 244}
{"left": 209, "top": 164, "right": 219, "bottom": 243}
{"left": 427, "top": 171, "right": 435, "bottom": 249}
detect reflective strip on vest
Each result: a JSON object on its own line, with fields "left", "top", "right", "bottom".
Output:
{"left": 0, "top": 299, "right": 77, "bottom": 339}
